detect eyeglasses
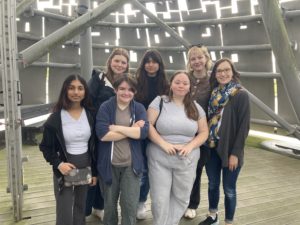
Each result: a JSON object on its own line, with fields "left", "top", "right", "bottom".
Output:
{"left": 216, "top": 68, "right": 231, "bottom": 74}
{"left": 188, "top": 44, "right": 203, "bottom": 49}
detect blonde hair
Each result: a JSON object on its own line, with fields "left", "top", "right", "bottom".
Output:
{"left": 187, "top": 46, "right": 212, "bottom": 73}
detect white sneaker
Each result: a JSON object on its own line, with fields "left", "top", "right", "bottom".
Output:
{"left": 92, "top": 209, "right": 104, "bottom": 221}
{"left": 136, "top": 202, "right": 147, "bottom": 220}
{"left": 184, "top": 208, "right": 196, "bottom": 219}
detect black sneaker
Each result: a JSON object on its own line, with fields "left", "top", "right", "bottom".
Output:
{"left": 198, "top": 214, "right": 219, "bottom": 225}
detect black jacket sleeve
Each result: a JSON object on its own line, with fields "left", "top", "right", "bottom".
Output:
{"left": 231, "top": 90, "right": 250, "bottom": 156}
{"left": 39, "top": 125, "right": 62, "bottom": 169}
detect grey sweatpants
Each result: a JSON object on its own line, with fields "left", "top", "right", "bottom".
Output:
{"left": 147, "top": 143, "right": 200, "bottom": 225}
{"left": 101, "top": 165, "right": 140, "bottom": 225}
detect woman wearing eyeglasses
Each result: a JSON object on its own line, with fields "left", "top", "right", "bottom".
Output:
{"left": 198, "top": 58, "right": 250, "bottom": 225}
{"left": 184, "top": 45, "right": 212, "bottom": 219}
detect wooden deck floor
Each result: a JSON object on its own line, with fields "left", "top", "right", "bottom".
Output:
{"left": 1, "top": 144, "right": 300, "bottom": 225}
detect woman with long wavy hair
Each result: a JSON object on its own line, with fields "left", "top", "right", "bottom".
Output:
{"left": 147, "top": 71, "right": 208, "bottom": 225}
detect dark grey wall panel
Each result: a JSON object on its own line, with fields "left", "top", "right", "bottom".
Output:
{"left": 119, "top": 27, "right": 145, "bottom": 46}
{"left": 91, "top": 26, "right": 116, "bottom": 45}
{"left": 281, "top": 1, "right": 300, "bottom": 10}
{"left": 242, "top": 78, "right": 275, "bottom": 120}
{"left": 277, "top": 79, "right": 299, "bottom": 124}
{"left": 44, "top": 18, "right": 80, "bottom": 64}
{"left": 183, "top": 4, "right": 217, "bottom": 21}
{"left": 19, "top": 67, "right": 47, "bottom": 105}
{"left": 184, "top": 24, "right": 221, "bottom": 46}
{"left": 17, "top": 15, "right": 43, "bottom": 36}
{"left": 48, "top": 68, "right": 81, "bottom": 103}
{"left": 147, "top": 27, "right": 179, "bottom": 47}
{"left": 222, "top": 22, "right": 268, "bottom": 46}
{"left": 93, "top": 48, "right": 109, "bottom": 68}
{"left": 160, "top": 51, "right": 185, "bottom": 71}
{"left": 223, "top": 51, "right": 272, "bottom": 73}
{"left": 49, "top": 45, "right": 79, "bottom": 64}
{"left": 221, "top": 0, "right": 251, "bottom": 17}
{"left": 168, "top": 0, "right": 179, "bottom": 11}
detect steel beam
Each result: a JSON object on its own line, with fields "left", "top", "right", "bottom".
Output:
{"left": 16, "top": 0, "right": 35, "bottom": 17}
{"left": 246, "top": 89, "right": 300, "bottom": 140}
{"left": 27, "top": 9, "right": 300, "bottom": 28}
{"left": 17, "top": 33, "right": 273, "bottom": 52}
{"left": 91, "top": 43, "right": 272, "bottom": 51}
{"left": 77, "top": 0, "right": 93, "bottom": 80}
{"left": 29, "top": 62, "right": 280, "bottom": 78}
{"left": 17, "top": 32, "right": 42, "bottom": 41}
{"left": 32, "top": 8, "right": 72, "bottom": 22}
{"left": 131, "top": 0, "right": 190, "bottom": 49}
{"left": 19, "top": 0, "right": 129, "bottom": 67}
{"left": 31, "top": 62, "right": 80, "bottom": 68}
{"left": 259, "top": 0, "right": 300, "bottom": 123}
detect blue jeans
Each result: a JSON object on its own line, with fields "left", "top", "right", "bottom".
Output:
{"left": 205, "top": 148, "right": 241, "bottom": 224}
{"left": 85, "top": 181, "right": 104, "bottom": 216}
{"left": 139, "top": 139, "right": 150, "bottom": 202}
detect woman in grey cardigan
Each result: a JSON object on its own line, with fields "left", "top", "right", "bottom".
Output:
{"left": 198, "top": 58, "right": 250, "bottom": 225}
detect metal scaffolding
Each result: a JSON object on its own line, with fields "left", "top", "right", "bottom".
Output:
{"left": 2, "top": 0, "right": 300, "bottom": 221}
{"left": 17, "top": 0, "right": 300, "bottom": 141}
{"left": 259, "top": 0, "right": 300, "bottom": 123}
{"left": 19, "top": 0, "right": 130, "bottom": 67}
{"left": 0, "top": 0, "right": 25, "bottom": 221}
{"left": 77, "top": 0, "right": 93, "bottom": 80}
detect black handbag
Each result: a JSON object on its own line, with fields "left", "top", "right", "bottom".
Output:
{"left": 64, "top": 167, "right": 92, "bottom": 187}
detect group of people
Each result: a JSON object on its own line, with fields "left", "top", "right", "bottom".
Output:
{"left": 39, "top": 45, "right": 250, "bottom": 225}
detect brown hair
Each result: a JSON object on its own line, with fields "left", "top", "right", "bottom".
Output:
{"left": 169, "top": 71, "right": 199, "bottom": 121}
{"left": 210, "top": 58, "right": 241, "bottom": 89}
{"left": 106, "top": 48, "right": 130, "bottom": 83}
{"left": 113, "top": 74, "right": 137, "bottom": 93}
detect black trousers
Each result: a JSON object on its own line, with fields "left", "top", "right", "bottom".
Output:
{"left": 54, "top": 152, "right": 90, "bottom": 225}
{"left": 188, "top": 145, "right": 210, "bottom": 209}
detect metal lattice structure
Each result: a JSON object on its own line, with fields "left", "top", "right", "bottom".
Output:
{"left": 0, "top": 0, "right": 24, "bottom": 221}
{"left": 1, "top": 0, "right": 300, "bottom": 221}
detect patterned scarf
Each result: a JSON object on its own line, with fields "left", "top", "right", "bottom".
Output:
{"left": 207, "top": 81, "right": 241, "bottom": 148}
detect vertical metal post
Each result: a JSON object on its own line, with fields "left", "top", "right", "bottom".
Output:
{"left": 0, "top": 0, "right": 24, "bottom": 221}
{"left": 258, "top": 0, "right": 300, "bottom": 123}
{"left": 78, "top": 0, "right": 93, "bottom": 80}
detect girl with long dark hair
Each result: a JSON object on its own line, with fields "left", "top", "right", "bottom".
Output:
{"left": 134, "top": 49, "right": 169, "bottom": 219}
{"left": 40, "top": 74, "right": 96, "bottom": 225}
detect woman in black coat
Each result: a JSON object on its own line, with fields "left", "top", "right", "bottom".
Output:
{"left": 40, "top": 74, "right": 96, "bottom": 225}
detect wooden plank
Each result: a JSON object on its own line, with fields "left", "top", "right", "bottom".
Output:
{"left": 1, "top": 144, "right": 300, "bottom": 225}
